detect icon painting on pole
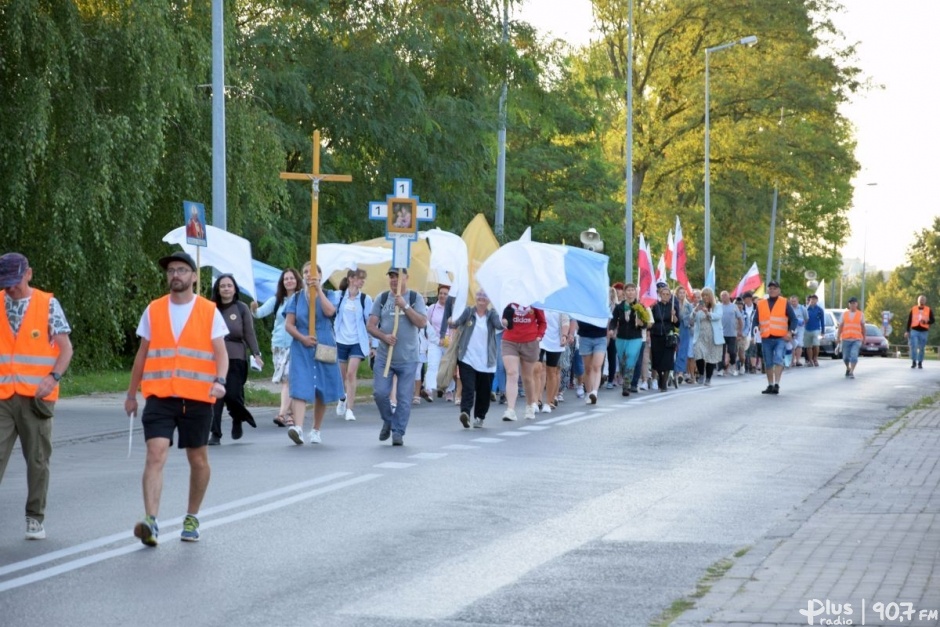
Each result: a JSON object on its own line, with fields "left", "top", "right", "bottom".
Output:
{"left": 369, "top": 178, "right": 436, "bottom": 269}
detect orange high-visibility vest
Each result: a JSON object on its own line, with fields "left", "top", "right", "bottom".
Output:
{"left": 911, "top": 306, "right": 932, "bottom": 329}
{"left": 141, "top": 295, "right": 218, "bottom": 402}
{"left": 0, "top": 289, "right": 62, "bottom": 401}
{"left": 757, "top": 297, "right": 789, "bottom": 339}
{"left": 841, "top": 310, "right": 863, "bottom": 340}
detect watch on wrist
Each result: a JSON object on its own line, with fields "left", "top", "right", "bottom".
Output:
{"left": 403, "top": 303, "right": 411, "bottom": 311}
{"left": 50, "top": 372, "right": 61, "bottom": 382}
{"left": 214, "top": 377, "right": 226, "bottom": 385}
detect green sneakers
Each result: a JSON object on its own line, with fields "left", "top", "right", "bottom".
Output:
{"left": 134, "top": 515, "right": 159, "bottom": 547}
{"left": 180, "top": 514, "right": 200, "bottom": 542}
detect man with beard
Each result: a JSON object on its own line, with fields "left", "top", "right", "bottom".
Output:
{"left": 125, "top": 251, "right": 229, "bottom": 546}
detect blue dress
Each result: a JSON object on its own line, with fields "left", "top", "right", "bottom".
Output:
{"left": 285, "top": 290, "right": 344, "bottom": 403}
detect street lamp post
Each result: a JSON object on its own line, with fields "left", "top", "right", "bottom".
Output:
{"left": 624, "top": 0, "right": 635, "bottom": 282}
{"left": 704, "top": 35, "right": 757, "bottom": 279}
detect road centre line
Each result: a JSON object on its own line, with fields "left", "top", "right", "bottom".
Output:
{"left": 538, "top": 412, "right": 585, "bottom": 424}
{"left": 471, "top": 437, "right": 504, "bottom": 443}
{"left": 374, "top": 462, "right": 416, "bottom": 469}
{"left": 0, "top": 472, "right": 352, "bottom": 579}
{"left": 516, "top": 425, "right": 551, "bottom": 431}
{"left": 498, "top": 431, "right": 530, "bottom": 437}
{"left": 555, "top": 415, "right": 596, "bottom": 426}
{"left": 0, "top": 474, "right": 382, "bottom": 594}
{"left": 441, "top": 444, "right": 480, "bottom": 450}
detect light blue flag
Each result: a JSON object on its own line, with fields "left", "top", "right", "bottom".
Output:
{"left": 534, "top": 245, "right": 611, "bottom": 327}
{"left": 704, "top": 256, "right": 716, "bottom": 291}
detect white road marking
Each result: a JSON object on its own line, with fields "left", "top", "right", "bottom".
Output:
{"left": 408, "top": 453, "right": 448, "bottom": 460}
{"left": 498, "top": 431, "right": 530, "bottom": 437}
{"left": 373, "top": 462, "right": 417, "bottom": 469}
{"left": 0, "top": 472, "right": 352, "bottom": 578}
{"left": 517, "top": 425, "right": 550, "bottom": 431}
{"left": 556, "top": 415, "right": 596, "bottom": 426}
{"left": 538, "top": 412, "right": 585, "bottom": 424}
{"left": 441, "top": 444, "right": 480, "bottom": 450}
{"left": 0, "top": 474, "right": 381, "bottom": 593}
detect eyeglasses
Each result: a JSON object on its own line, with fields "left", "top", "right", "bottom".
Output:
{"left": 166, "top": 267, "right": 192, "bottom": 276}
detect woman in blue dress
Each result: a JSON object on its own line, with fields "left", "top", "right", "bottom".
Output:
{"left": 283, "top": 262, "right": 344, "bottom": 446}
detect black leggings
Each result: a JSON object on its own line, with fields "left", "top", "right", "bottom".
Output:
{"left": 695, "top": 360, "right": 716, "bottom": 381}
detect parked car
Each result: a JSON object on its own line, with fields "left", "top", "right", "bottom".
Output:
{"left": 861, "top": 323, "right": 889, "bottom": 357}
{"left": 819, "top": 310, "right": 840, "bottom": 358}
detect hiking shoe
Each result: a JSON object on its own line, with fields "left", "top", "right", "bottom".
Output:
{"left": 459, "top": 412, "right": 470, "bottom": 428}
{"left": 134, "top": 515, "right": 159, "bottom": 547}
{"left": 392, "top": 433, "right": 403, "bottom": 446}
{"left": 472, "top": 417, "right": 484, "bottom": 428}
{"left": 180, "top": 515, "right": 200, "bottom": 542}
{"left": 25, "top": 516, "right": 45, "bottom": 540}
{"left": 336, "top": 397, "right": 347, "bottom": 415}
{"left": 502, "top": 408, "right": 517, "bottom": 421}
{"left": 288, "top": 425, "right": 304, "bottom": 445}
{"left": 344, "top": 409, "right": 356, "bottom": 421}
{"left": 379, "top": 421, "right": 392, "bottom": 441}
{"left": 524, "top": 404, "right": 537, "bottom": 420}
{"left": 308, "top": 429, "right": 321, "bottom": 444}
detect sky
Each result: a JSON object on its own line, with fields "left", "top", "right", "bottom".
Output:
{"left": 516, "top": 0, "right": 940, "bottom": 272}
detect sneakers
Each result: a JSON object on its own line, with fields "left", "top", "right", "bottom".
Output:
{"left": 308, "top": 429, "right": 321, "bottom": 444}
{"left": 731, "top": 369, "right": 739, "bottom": 377}
{"left": 502, "top": 408, "right": 518, "bottom": 421}
{"left": 541, "top": 403, "right": 553, "bottom": 414}
{"left": 555, "top": 392, "right": 564, "bottom": 403}
{"left": 288, "top": 425, "right": 304, "bottom": 445}
{"left": 630, "top": 385, "right": 639, "bottom": 393}
{"left": 847, "top": 373, "right": 855, "bottom": 379}
{"left": 704, "top": 378, "right": 711, "bottom": 386}
{"left": 444, "top": 391, "right": 454, "bottom": 402}
{"left": 918, "top": 362, "right": 923, "bottom": 369}
{"left": 651, "top": 379, "right": 659, "bottom": 390}
{"left": 524, "top": 404, "right": 536, "bottom": 420}
{"left": 180, "top": 514, "right": 200, "bottom": 542}
{"left": 716, "top": 370, "right": 724, "bottom": 377}
{"left": 845, "top": 368, "right": 851, "bottom": 378}
{"left": 761, "top": 384, "right": 775, "bottom": 395}
{"left": 25, "top": 516, "right": 45, "bottom": 540}
{"left": 622, "top": 388, "right": 630, "bottom": 397}
{"left": 134, "top": 515, "right": 159, "bottom": 547}
{"left": 605, "top": 382, "right": 614, "bottom": 390}
{"left": 392, "top": 433, "right": 403, "bottom": 446}
{"left": 772, "top": 384, "right": 780, "bottom": 394}
{"left": 207, "top": 433, "right": 221, "bottom": 446}
{"left": 588, "top": 390, "right": 597, "bottom": 405}
{"left": 472, "top": 417, "right": 484, "bottom": 428}
{"left": 345, "top": 409, "right": 356, "bottom": 421}
{"left": 499, "top": 393, "right": 507, "bottom": 404}
{"left": 336, "top": 397, "right": 347, "bottom": 415}
{"left": 575, "top": 384, "right": 585, "bottom": 399}
{"left": 638, "top": 381, "right": 648, "bottom": 391}
{"left": 912, "top": 361, "right": 917, "bottom": 369}
{"left": 379, "top": 421, "right": 392, "bottom": 441}
{"left": 459, "top": 412, "right": 471, "bottom": 428}
{"left": 421, "top": 389, "right": 434, "bottom": 402}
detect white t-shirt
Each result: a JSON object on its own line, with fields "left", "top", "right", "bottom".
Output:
{"left": 539, "top": 311, "right": 569, "bottom": 353}
{"left": 463, "top": 312, "right": 494, "bottom": 373}
{"left": 335, "top": 295, "right": 362, "bottom": 345}
{"left": 136, "top": 297, "right": 229, "bottom": 343}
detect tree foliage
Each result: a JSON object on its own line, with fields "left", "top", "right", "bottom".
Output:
{"left": 1, "top": 0, "right": 863, "bottom": 367}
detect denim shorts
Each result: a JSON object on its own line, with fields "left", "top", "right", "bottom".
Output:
{"left": 337, "top": 342, "right": 365, "bottom": 362}
{"left": 578, "top": 335, "right": 607, "bottom": 356}
{"left": 761, "top": 337, "right": 787, "bottom": 367}
{"left": 841, "top": 339, "right": 861, "bottom": 364}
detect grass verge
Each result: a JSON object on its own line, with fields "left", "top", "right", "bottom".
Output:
{"left": 649, "top": 547, "right": 750, "bottom": 626}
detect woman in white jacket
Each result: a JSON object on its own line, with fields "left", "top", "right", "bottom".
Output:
{"left": 691, "top": 287, "right": 725, "bottom": 386}
{"left": 330, "top": 269, "right": 374, "bottom": 421}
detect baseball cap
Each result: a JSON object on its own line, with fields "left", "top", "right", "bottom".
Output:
{"left": 767, "top": 280, "right": 780, "bottom": 288}
{"left": 656, "top": 281, "right": 668, "bottom": 289}
{"left": 159, "top": 251, "right": 198, "bottom": 271}
{"left": 742, "top": 291, "right": 754, "bottom": 299}
{"left": 386, "top": 267, "right": 408, "bottom": 276}
{"left": 0, "top": 252, "right": 29, "bottom": 289}
{"left": 848, "top": 296, "right": 858, "bottom": 303}
{"left": 612, "top": 282, "right": 625, "bottom": 290}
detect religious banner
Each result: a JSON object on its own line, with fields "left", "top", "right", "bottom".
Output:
{"left": 184, "top": 201, "right": 207, "bottom": 247}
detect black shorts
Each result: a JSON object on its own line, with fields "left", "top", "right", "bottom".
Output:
{"left": 141, "top": 397, "right": 213, "bottom": 449}
{"left": 539, "top": 349, "right": 562, "bottom": 368}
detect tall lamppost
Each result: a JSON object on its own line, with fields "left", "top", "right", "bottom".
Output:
{"left": 624, "top": 0, "right": 635, "bottom": 282}
{"left": 860, "top": 182, "right": 877, "bottom": 310}
{"left": 704, "top": 35, "right": 757, "bottom": 279}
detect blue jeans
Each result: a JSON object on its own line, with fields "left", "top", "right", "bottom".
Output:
{"left": 761, "top": 337, "right": 787, "bottom": 367}
{"left": 910, "top": 329, "right": 928, "bottom": 363}
{"left": 842, "top": 339, "right": 861, "bottom": 364}
{"left": 373, "top": 359, "right": 417, "bottom": 436}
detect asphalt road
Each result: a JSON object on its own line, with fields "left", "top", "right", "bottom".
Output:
{"left": 0, "top": 356, "right": 933, "bottom": 627}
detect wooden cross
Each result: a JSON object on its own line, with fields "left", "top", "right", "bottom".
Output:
{"left": 280, "top": 130, "right": 352, "bottom": 335}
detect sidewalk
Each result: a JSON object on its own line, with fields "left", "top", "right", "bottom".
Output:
{"left": 673, "top": 405, "right": 940, "bottom": 626}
